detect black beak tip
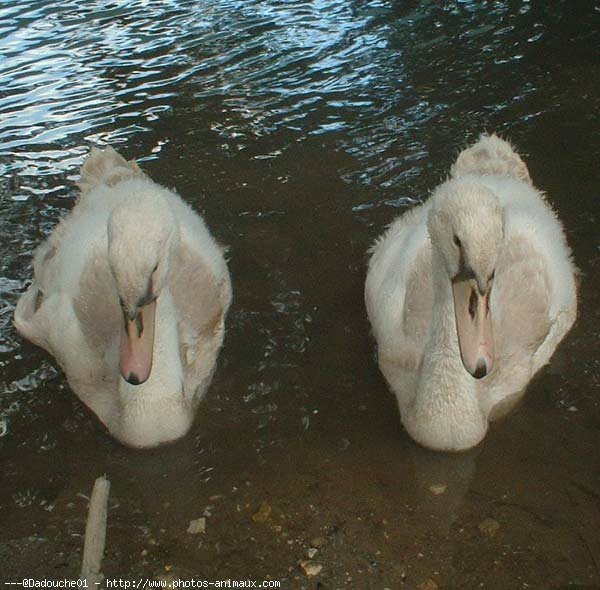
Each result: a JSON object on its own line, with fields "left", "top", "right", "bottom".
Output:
{"left": 473, "top": 360, "right": 488, "bottom": 380}
{"left": 126, "top": 373, "right": 142, "bottom": 386}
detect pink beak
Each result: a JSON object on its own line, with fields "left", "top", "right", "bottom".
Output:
{"left": 119, "top": 299, "right": 156, "bottom": 385}
{"left": 452, "top": 278, "right": 494, "bottom": 379}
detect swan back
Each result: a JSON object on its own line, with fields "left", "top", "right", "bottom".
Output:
{"left": 450, "top": 133, "right": 531, "bottom": 184}
{"left": 78, "top": 146, "right": 145, "bottom": 193}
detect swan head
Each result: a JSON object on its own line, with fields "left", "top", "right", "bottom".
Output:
{"left": 107, "top": 193, "right": 180, "bottom": 386}
{"left": 427, "top": 178, "right": 504, "bottom": 379}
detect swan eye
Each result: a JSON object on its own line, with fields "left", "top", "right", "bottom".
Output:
{"left": 152, "top": 263, "right": 158, "bottom": 273}
{"left": 488, "top": 270, "right": 495, "bottom": 283}
{"left": 453, "top": 235, "right": 461, "bottom": 248}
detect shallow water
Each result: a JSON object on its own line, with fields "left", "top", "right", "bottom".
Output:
{"left": 1, "top": 1, "right": 599, "bottom": 587}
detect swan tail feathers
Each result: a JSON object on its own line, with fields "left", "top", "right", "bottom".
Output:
{"left": 78, "top": 146, "right": 146, "bottom": 194}
{"left": 451, "top": 133, "right": 531, "bottom": 185}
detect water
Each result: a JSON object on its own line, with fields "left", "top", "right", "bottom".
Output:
{"left": 1, "top": 0, "right": 599, "bottom": 586}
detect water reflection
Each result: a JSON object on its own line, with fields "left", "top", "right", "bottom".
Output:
{"left": 2, "top": 1, "right": 577, "bottom": 185}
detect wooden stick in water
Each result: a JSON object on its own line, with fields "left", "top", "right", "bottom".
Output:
{"left": 80, "top": 475, "right": 111, "bottom": 584}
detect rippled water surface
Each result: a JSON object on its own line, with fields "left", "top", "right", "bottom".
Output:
{"left": 1, "top": 1, "right": 599, "bottom": 586}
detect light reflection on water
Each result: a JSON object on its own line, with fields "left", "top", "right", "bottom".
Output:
{"left": 1, "top": 1, "right": 566, "bottom": 183}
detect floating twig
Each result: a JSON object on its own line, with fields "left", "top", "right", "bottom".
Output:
{"left": 80, "top": 475, "right": 111, "bottom": 585}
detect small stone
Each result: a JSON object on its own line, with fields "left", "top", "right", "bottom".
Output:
{"left": 187, "top": 517, "right": 206, "bottom": 534}
{"left": 307, "top": 547, "right": 318, "bottom": 559}
{"left": 429, "top": 484, "right": 447, "bottom": 495}
{"left": 478, "top": 517, "right": 500, "bottom": 537}
{"left": 301, "top": 561, "right": 323, "bottom": 577}
{"left": 252, "top": 501, "right": 272, "bottom": 523}
{"left": 311, "top": 536, "right": 326, "bottom": 548}
{"left": 417, "top": 580, "right": 438, "bottom": 590}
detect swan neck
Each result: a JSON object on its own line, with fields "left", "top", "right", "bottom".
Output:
{"left": 403, "top": 250, "right": 486, "bottom": 451}
{"left": 429, "top": 251, "right": 460, "bottom": 353}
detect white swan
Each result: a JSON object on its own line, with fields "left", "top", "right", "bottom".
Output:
{"left": 14, "top": 147, "right": 232, "bottom": 448}
{"left": 365, "top": 134, "right": 577, "bottom": 452}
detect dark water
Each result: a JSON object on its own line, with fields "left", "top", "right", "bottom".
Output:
{"left": 1, "top": 1, "right": 599, "bottom": 587}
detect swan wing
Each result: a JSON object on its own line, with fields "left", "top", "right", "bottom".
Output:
{"left": 171, "top": 240, "right": 231, "bottom": 401}
{"left": 72, "top": 248, "right": 120, "bottom": 353}
{"left": 493, "top": 234, "right": 553, "bottom": 359}
{"left": 14, "top": 236, "right": 116, "bottom": 391}
{"left": 484, "top": 233, "right": 556, "bottom": 415}
{"left": 366, "top": 211, "right": 433, "bottom": 374}
{"left": 397, "top": 242, "right": 434, "bottom": 370}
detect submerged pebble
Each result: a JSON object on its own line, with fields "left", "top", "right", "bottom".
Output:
{"left": 300, "top": 560, "right": 323, "bottom": 577}
{"left": 428, "top": 484, "right": 447, "bottom": 495}
{"left": 187, "top": 517, "right": 206, "bottom": 535}
{"left": 252, "top": 501, "right": 272, "bottom": 523}
{"left": 478, "top": 517, "right": 500, "bottom": 537}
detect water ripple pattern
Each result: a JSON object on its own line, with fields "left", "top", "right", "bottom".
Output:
{"left": 1, "top": 1, "right": 579, "bottom": 188}
{"left": 0, "top": 1, "right": 193, "bottom": 179}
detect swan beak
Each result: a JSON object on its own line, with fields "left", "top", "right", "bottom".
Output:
{"left": 119, "top": 299, "right": 156, "bottom": 385}
{"left": 452, "top": 279, "right": 494, "bottom": 379}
